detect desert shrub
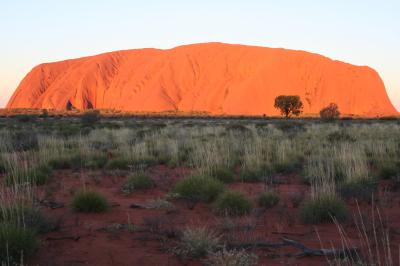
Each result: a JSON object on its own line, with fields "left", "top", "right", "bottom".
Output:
{"left": 300, "top": 197, "right": 348, "bottom": 224}
{"left": 258, "top": 191, "right": 280, "bottom": 208}
{"left": 215, "top": 191, "right": 252, "bottom": 216}
{"left": 0, "top": 224, "right": 39, "bottom": 263}
{"left": 320, "top": 103, "right": 340, "bottom": 120}
{"left": 274, "top": 95, "right": 303, "bottom": 118}
{"left": 121, "top": 173, "right": 154, "bottom": 194}
{"left": 105, "top": 157, "right": 131, "bottom": 170}
{"left": 174, "top": 227, "right": 220, "bottom": 258}
{"left": 206, "top": 248, "right": 258, "bottom": 266}
{"left": 211, "top": 167, "right": 236, "bottom": 183}
{"left": 272, "top": 159, "right": 302, "bottom": 174}
{"left": 84, "top": 154, "right": 108, "bottom": 169}
{"left": 71, "top": 191, "right": 109, "bottom": 213}
{"left": 375, "top": 160, "right": 400, "bottom": 180}
{"left": 0, "top": 206, "right": 57, "bottom": 234}
{"left": 10, "top": 131, "right": 39, "bottom": 151}
{"left": 81, "top": 110, "right": 101, "bottom": 125}
{"left": 5, "top": 164, "right": 52, "bottom": 186}
{"left": 15, "top": 114, "right": 37, "bottom": 123}
{"left": 239, "top": 168, "right": 264, "bottom": 183}
{"left": 339, "top": 180, "right": 377, "bottom": 202}
{"left": 173, "top": 175, "right": 224, "bottom": 202}
{"left": 274, "top": 121, "right": 306, "bottom": 133}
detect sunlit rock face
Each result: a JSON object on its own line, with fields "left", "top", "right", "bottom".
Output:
{"left": 7, "top": 43, "right": 398, "bottom": 116}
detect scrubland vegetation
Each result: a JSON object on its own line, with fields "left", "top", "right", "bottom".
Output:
{"left": 0, "top": 114, "right": 399, "bottom": 265}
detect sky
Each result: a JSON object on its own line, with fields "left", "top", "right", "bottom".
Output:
{"left": 0, "top": 0, "right": 399, "bottom": 110}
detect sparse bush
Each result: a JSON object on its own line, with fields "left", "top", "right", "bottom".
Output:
{"left": 375, "top": 160, "right": 400, "bottom": 180}
{"left": 239, "top": 168, "right": 264, "bottom": 183}
{"left": 173, "top": 175, "right": 225, "bottom": 202}
{"left": 339, "top": 180, "right": 377, "bottom": 202}
{"left": 300, "top": 197, "right": 348, "bottom": 224}
{"left": 211, "top": 167, "right": 236, "bottom": 183}
{"left": 105, "top": 157, "right": 131, "bottom": 170}
{"left": 71, "top": 191, "right": 109, "bottom": 213}
{"left": 258, "top": 191, "right": 280, "bottom": 208}
{"left": 121, "top": 173, "right": 154, "bottom": 194}
{"left": 0, "top": 205, "right": 57, "bottom": 234}
{"left": 0, "top": 224, "right": 39, "bottom": 263}
{"left": 206, "top": 248, "right": 258, "bottom": 266}
{"left": 84, "top": 154, "right": 108, "bottom": 169}
{"left": 5, "top": 164, "right": 52, "bottom": 186}
{"left": 215, "top": 190, "right": 252, "bottom": 216}
{"left": 174, "top": 227, "right": 220, "bottom": 258}
{"left": 320, "top": 103, "right": 340, "bottom": 120}
{"left": 81, "top": 110, "right": 101, "bottom": 125}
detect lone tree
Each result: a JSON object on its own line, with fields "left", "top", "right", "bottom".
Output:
{"left": 320, "top": 103, "right": 340, "bottom": 120}
{"left": 274, "top": 95, "right": 303, "bottom": 118}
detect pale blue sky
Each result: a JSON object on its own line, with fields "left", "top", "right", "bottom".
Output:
{"left": 0, "top": 0, "right": 399, "bottom": 110}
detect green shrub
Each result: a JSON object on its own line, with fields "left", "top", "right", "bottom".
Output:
{"left": 0, "top": 206, "right": 57, "bottom": 234}
{"left": 84, "top": 154, "right": 108, "bottom": 169}
{"left": 5, "top": 164, "right": 52, "bottom": 186}
{"left": 105, "top": 157, "right": 131, "bottom": 170}
{"left": 258, "top": 191, "right": 280, "bottom": 208}
{"left": 174, "top": 227, "right": 220, "bottom": 258}
{"left": 300, "top": 197, "right": 348, "bottom": 224}
{"left": 81, "top": 110, "right": 101, "bottom": 124}
{"left": 0, "top": 224, "right": 39, "bottom": 263}
{"left": 215, "top": 190, "right": 252, "bottom": 216}
{"left": 375, "top": 161, "right": 399, "bottom": 180}
{"left": 240, "top": 168, "right": 264, "bottom": 183}
{"left": 121, "top": 173, "right": 154, "bottom": 194}
{"left": 211, "top": 167, "right": 236, "bottom": 183}
{"left": 173, "top": 175, "right": 225, "bottom": 202}
{"left": 71, "top": 191, "right": 109, "bottom": 213}
{"left": 339, "top": 180, "right": 377, "bottom": 202}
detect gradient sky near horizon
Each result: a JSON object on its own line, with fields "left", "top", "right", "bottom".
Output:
{"left": 0, "top": 0, "right": 399, "bottom": 110}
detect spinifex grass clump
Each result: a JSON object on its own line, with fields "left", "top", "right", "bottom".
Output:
{"left": 258, "top": 191, "right": 280, "bottom": 208}
{"left": 121, "top": 173, "right": 154, "bottom": 194}
{"left": 339, "top": 179, "right": 377, "bottom": 202}
{"left": 300, "top": 174, "right": 349, "bottom": 224}
{"left": 5, "top": 164, "right": 52, "bottom": 186}
{"left": 214, "top": 190, "right": 252, "bottom": 216}
{"left": 300, "top": 196, "right": 348, "bottom": 224}
{"left": 173, "top": 175, "right": 225, "bottom": 202}
{"left": 0, "top": 205, "right": 56, "bottom": 234}
{"left": 0, "top": 223, "right": 39, "bottom": 263}
{"left": 105, "top": 157, "right": 131, "bottom": 170}
{"left": 71, "top": 191, "right": 109, "bottom": 213}
{"left": 174, "top": 227, "right": 220, "bottom": 258}
{"left": 210, "top": 167, "right": 236, "bottom": 183}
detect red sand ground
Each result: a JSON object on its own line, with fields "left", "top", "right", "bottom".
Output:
{"left": 13, "top": 165, "right": 398, "bottom": 266}
{"left": 6, "top": 43, "right": 398, "bottom": 117}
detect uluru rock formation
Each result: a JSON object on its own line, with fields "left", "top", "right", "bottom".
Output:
{"left": 6, "top": 43, "right": 398, "bottom": 116}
